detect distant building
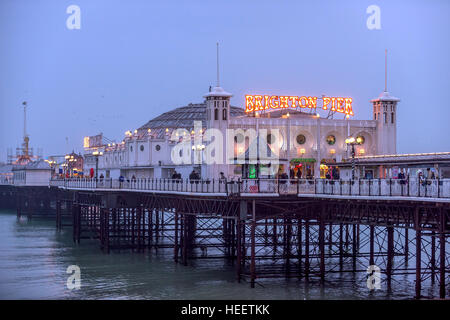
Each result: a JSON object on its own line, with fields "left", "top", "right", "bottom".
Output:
{"left": 12, "top": 160, "right": 52, "bottom": 186}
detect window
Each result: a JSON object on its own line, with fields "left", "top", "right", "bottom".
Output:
{"left": 140, "top": 145, "right": 144, "bottom": 152}
{"left": 326, "top": 135, "right": 336, "bottom": 145}
{"left": 234, "top": 133, "right": 244, "bottom": 143}
{"left": 356, "top": 135, "right": 365, "bottom": 145}
{"left": 214, "top": 108, "right": 219, "bottom": 120}
{"left": 296, "top": 134, "right": 306, "bottom": 145}
{"left": 130, "top": 146, "right": 133, "bottom": 152}
{"left": 155, "top": 145, "right": 161, "bottom": 151}
{"left": 267, "top": 134, "right": 275, "bottom": 144}
{"left": 384, "top": 112, "right": 387, "bottom": 123}
{"left": 222, "top": 108, "right": 227, "bottom": 120}
{"left": 391, "top": 112, "right": 395, "bottom": 124}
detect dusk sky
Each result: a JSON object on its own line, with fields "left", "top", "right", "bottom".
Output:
{"left": 1, "top": 0, "right": 449, "bottom": 159}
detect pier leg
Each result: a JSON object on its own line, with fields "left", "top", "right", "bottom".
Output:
{"left": 339, "top": 223, "right": 344, "bottom": 271}
{"left": 328, "top": 223, "right": 333, "bottom": 252}
{"left": 431, "top": 231, "right": 436, "bottom": 284}
{"left": 386, "top": 226, "right": 394, "bottom": 290}
{"left": 297, "top": 219, "right": 302, "bottom": 277}
{"left": 250, "top": 200, "right": 256, "bottom": 288}
{"left": 439, "top": 207, "right": 446, "bottom": 299}
{"left": 236, "top": 218, "right": 242, "bottom": 283}
{"left": 174, "top": 211, "right": 179, "bottom": 263}
{"left": 369, "top": 225, "right": 375, "bottom": 266}
{"left": 305, "top": 220, "right": 310, "bottom": 279}
{"left": 272, "top": 218, "right": 277, "bottom": 260}
{"left": 439, "top": 232, "right": 446, "bottom": 299}
{"left": 148, "top": 209, "right": 153, "bottom": 250}
{"left": 56, "top": 200, "right": 61, "bottom": 231}
{"left": 16, "top": 193, "right": 21, "bottom": 219}
{"left": 319, "top": 207, "right": 325, "bottom": 281}
{"left": 404, "top": 227, "right": 409, "bottom": 266}
{"left": 182, "top": 214, "right": 187, "bottom": 266}
{"left": 352, "top": 223, "right": 357, "bottom": 271}
{"left": 415, "top": 207, "right": 422, "bottom": 299}
{"left": 285, "top": 217, "right": 292, "bottom": 274}
{"left": 415, "top": 229, "right": 422, "bottom": 299}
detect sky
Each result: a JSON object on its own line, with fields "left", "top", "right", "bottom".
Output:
{"left": 0, "top": 0, "right": 449, "bottom": 159}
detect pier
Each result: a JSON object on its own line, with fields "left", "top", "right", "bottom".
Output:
{"left": 2, "top": 177, "right": 448, "bottom": 299}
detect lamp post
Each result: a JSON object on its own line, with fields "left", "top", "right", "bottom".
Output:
{"left": 92, "top": 151, "right": 103, "bottom": 179}
{"left": 345, "top": 136, "right": 363, "bottom": 180}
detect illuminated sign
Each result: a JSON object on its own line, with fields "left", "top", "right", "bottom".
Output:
{"left": 83, "top": 134, "right": 103, "bottom": 148}
{"left": 245, "top": 95, "right": 354, "bottom": 116}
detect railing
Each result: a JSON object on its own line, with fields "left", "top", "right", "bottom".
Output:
{"left": 0, "top": 178, "right": 13, "bottom": 185}
{"left": 50, "top": 177, "right": 450, "bottom": 199}
{"left": 316, "top": 178, "right": 450, "bottom": 198}
{"left": 50, "top": 178, "right": 230, "bottom": 194}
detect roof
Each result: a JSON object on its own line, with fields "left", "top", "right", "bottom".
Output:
{"left": 332, "top": 152, "right": 450, "bottom": 167}
{"left": 138, "top": 102, "right": 245, "bottom": 138}
{"left": 371, "top": 91, "right": 400, "bottom": 102}
{"left": 203, "top": 86, "right": 233, "bottom": 98}
{"left": 13, "top": 160, "right": 51, "bottom": 171}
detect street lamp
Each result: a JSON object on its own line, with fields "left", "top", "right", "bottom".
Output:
{"left": 92, "top": 151, "right": 103, "bottom": 179}
{"left": 345, "top": 136, "right": 363, "bottom": 180}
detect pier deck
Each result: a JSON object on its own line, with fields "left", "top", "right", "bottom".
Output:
{"left": 2, "top": 177, "right": 449, "bottom": 299}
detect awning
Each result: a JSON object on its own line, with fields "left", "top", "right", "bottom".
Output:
{"left": 290, "top": 158, "right": 316, "bottom": 163}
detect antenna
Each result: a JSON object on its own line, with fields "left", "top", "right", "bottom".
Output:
{"left": 22, "top": 101, "right": 27, "bottom": 139}
{"left": 22, "top": 101, "right": 29, "bottom": 157}
{"left": 216, "top": 42, "right": 220, "bottom": 87}
{"left": 385, "top": 49, "right": 387, "bottom": 92}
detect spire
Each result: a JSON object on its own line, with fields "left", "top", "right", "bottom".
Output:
{"left": 384, "top": 49, "right": 387, "bottom": 92}
{"left": 216, "top": 42, "right": 220, "bottom": 87}
{"left": 22, "top": 101, "right": 29, "bottom": 157}
{"left": 203, "top": 42, "right": 232, "bottom": 98}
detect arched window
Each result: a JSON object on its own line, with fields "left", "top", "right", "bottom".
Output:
{"left": 214, "top": 108, "right": 219, "bottom": 120}
{"left": 391, "top": 112, "right": 395, "bottom": 124}
{"left": 384, "top": 112, "right": 387, "bottom": 123}
{"left": 222, "top": 108, "right": 227, "bottom": 120}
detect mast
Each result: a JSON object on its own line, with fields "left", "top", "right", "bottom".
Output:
{"left": 385, "top": 49, "right": 387, "bottom": 92}
{"left": 22, "top": 101, "right": 29, "bottom": 157}
{"left": 216, "top": 42, "right": 220, "bottom": 87}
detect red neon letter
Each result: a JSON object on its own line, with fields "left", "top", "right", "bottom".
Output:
{"left": 345, "top": 98, "right": 354, "bottom": 116}
{"left": 279, "top": 96, "right": 289, "bottom": 108}
{"left": 245, "top": 95, "right": 254, "bottom": 112}
{"left": 336, "top": 97, "right": 345, "bottom": 113}
{"left": 307, "top": 97, "right": 317, "bottom": 109}
{"left": 270, "top": 96, "right": 279, "bottom": 109}
{"left": 331, "top": 97, "right": 336, "bottom": 112}
{"left": 299, "top": 96, "right": 308, "bottom": 108}
{"left": 264, "top": 96, "right": 270, "bottom": 110}
{"left": 289, "top": 96, "right": 298, "bottom": 108}
{"left": 323, "top": 97, "right": 331, "bottom": 110}
{"left": 254, "top": 95, "right": 263, "bottom": 111}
